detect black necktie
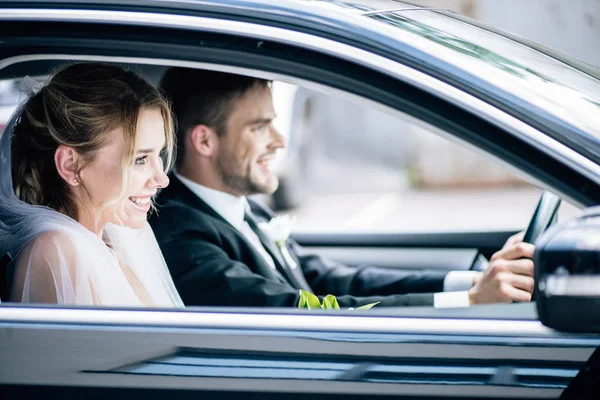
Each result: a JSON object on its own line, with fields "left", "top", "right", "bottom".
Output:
{"left": 244, "top": 212, "right": 285, "bottom": 266}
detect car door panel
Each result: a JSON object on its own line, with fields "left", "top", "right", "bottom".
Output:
{"left": 1, "top": 304, "right": 597, "bottom": 398}
{"left": 299, "top": 246, "right": 478, "bottom": 270}
{"left": 292, "top": 231, "right": 516, "bottom": 270}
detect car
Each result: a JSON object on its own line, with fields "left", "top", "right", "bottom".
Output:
{"left": 1, "top": 0, "right": 600, "bottom": 398}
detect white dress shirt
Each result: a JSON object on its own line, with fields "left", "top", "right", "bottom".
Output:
{"left": 174, "top": 171, "right": 477, "bottom": 308}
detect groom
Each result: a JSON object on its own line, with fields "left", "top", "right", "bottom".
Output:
{"left": 149, "top": 67, "right": 535, "bottom": 308}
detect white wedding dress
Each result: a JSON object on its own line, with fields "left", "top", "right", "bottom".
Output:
{"left": 0, "top": 103, "right": 183, "bottom": 307}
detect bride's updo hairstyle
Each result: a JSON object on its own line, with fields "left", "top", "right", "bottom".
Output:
{"left": 11, "top": 63, "right": 175, "bottom": 219}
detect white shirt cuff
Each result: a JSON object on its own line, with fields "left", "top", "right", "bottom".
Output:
{"left": 443, "top": 271, "right": 477, "bottom": 292}
{"left": 434, "top": 291, "right": 471, "bottom": 308}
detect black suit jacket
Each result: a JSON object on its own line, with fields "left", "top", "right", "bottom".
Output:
{"left": 149, "top": 175, "right": 448, "bottom": 308}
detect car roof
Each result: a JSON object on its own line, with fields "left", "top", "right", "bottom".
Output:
{"left": 2, "top": 0, "right": 597, "bottom": 86}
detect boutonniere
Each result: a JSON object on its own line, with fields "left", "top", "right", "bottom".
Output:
{"left": 259, "top": 215, "right": 298, "bottom": 269}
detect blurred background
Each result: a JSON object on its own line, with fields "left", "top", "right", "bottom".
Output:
{"left": 268, "top": 0, "right": 599, "bottom": 233}
{"left": 411, "top": 0, "right": 600, "bottom": 67}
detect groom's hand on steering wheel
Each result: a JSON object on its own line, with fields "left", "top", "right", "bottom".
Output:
{"left": 468, "top": 232, "right": 535, "bottom": 305}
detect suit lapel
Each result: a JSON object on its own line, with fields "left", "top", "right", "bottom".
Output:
{"left": 243, "top": 210, "right": 310, "bottom": 291}
{"left": 280, "top": 242, "right": 312, "bottom": 292}
{"left": 243, "top": 212, "right": 285, "bottom": 266}
{"left": 247, "top": 202, "right": 312, "bottom": 292}
{"left": 278, "top": 243, "right": 312, "bottom": 293}
{"left": 160, "top": 176, "right": 289, "bottom": 285}
{"left": 160, "top": 175, "right": 225, "bottom": 222}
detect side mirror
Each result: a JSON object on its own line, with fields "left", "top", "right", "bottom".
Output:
{"left": 535, "top": 206, "right": 600, "bottom": 333}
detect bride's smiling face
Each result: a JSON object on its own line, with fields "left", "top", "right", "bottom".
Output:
{"left": 76, "top": 108, "right": 169, "bottom": 232}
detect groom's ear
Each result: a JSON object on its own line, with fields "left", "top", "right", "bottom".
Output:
{"left": 54, "top": 145, "right": 82, "bottom": 186}
{"left": 188, "top": 124, "right": 218, "bottom": 157}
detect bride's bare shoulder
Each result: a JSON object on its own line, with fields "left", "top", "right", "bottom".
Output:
{"left": 26, "top": 230, "right": 76, "bottom": 250}
{"left": 11, "top": 230, "right": 82, "bottom": 303}
{"left": 17, "top": 230, "right": 79, "bottom": 270}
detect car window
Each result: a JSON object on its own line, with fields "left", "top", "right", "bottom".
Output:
{"left": 270, "top": 85, "right": 582, "bottom": 234}
{"left": 0, "top": 59, "right": 580, "bottom": 314}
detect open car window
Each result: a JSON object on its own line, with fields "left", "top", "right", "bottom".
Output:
{"left": 0, "top": 58, "right": 582, "bottom": 318}
{"left": 269, "top": 83, "right": 582, "bottom": 235}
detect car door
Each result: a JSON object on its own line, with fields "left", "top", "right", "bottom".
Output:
{"left": 3, "top": 302, "right": 600, "bottom": 399}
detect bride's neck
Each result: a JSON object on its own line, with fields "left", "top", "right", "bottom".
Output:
{"left": 69, "top": 205, "right": 105, "bottom": 238}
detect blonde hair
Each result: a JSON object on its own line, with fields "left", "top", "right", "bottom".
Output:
{"left": 11, "top": 63, "right": 175, "bottom": 220}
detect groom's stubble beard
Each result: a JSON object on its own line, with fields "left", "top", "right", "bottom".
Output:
{"left": 215, "top": 149, "right": 279, "bottom": 197}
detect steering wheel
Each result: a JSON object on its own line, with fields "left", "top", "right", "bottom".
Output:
{"left": 522, "top": 191, "right": 562, "bottom": 244}
{"left": 470, "top": 191, "right": 561, "bottom": 272}
{"left": 525, "top": 191, "right": 562, "bottom": 302}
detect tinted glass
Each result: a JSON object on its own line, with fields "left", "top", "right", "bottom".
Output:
{"left": 367, "top": 10, "right": 600, "bottom": 159}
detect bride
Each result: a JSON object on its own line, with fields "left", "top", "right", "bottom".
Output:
{"left": 0, "top": 63, "right": 183, "bottom": 307}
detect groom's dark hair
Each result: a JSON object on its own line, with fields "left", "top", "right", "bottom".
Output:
{"left": 160, "top": 67, "right": 271, "bottom": 167}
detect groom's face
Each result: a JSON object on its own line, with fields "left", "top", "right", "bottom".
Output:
{"left": 213, "top": 84, "right": 286, "bottom": 197}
